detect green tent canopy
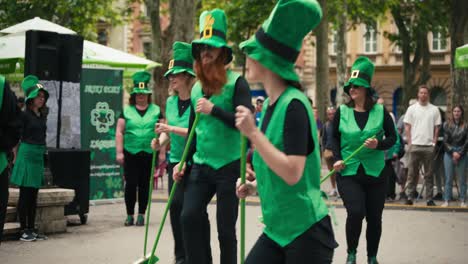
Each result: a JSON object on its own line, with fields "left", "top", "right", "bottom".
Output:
{"left": 455, "top": 44, "right": 468, "bottom": 69}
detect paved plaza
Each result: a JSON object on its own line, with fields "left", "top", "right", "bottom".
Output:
{"left": 1, "top": 200, "right": 467, "bottom": 264}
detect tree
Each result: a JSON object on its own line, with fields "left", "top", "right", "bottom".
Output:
{"left": 0, "top": 0, "right": 130, "bottom": 40}
{"left": 386, "top": 0, "right": 449, "bottom": 109}
{"left": 145, "top": 0, "right": 198, "bottom": 110}
{"left": 315, "top": 0, "right": 329, "bottom": 121}
{"left": 449, "top": 0, "right": 468, "bottom": 112}
{"left": 328, "top": 0, "right": 390, "bottom": 106}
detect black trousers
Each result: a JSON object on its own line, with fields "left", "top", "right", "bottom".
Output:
{"left": 384, "top": 159, "right": 397, "bottom": 199}
{"left": 168, "top": 163, "right": 213, "bottom": 263}
{"left": 18, "top": 186, "right": 39, "bottom": 230}
{"left": 181, "top": 160, "right": 240, "bottom": 264}
{"left": 123, "top": 150, "right": 153, "bottom": 215}
{"left": 245, "top": 216, "right": 337, "bottom": 264}
{"left": 0, "top": 168, "right": 9, "bottom": 243}
{"left": 337, "top": 165, "right": 388, "bottom": 258}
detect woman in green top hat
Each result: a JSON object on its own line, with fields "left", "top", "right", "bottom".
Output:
{"left": 10, "top": 75, "right": 49, "bottom": 242}
{"left": 152, "top": 41, "right": 211, "bottom": 264}
{"left": 330, "top": 57, "right": 396, "bottom": 264}
{"left": 116, "top": 71, "right": 163, "bottom": 227}
{"left": 235, "top": 1, "right": 338, "bottom": 263}
{"left": 172, "top": 8, "right": 252, "bottom": 264}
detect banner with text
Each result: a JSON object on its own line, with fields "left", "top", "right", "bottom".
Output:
{"left": 81, "top": 68, "right": 123, "bottom": 200}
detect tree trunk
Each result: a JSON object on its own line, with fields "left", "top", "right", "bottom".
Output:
{"left": 450, "top": 0, "right": 468, "bottom": 112}
{"left": 335, "top": 0, "right": 347, "bottom": 106}
{"left": 315, "top": 0, "right": 329, "bottom": 122}
{"left": 146, "top": 0, "right": 198, "bottom": 112}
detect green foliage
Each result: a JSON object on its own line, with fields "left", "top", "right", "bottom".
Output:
{"left": 200, "top": 0, "right": 275, "bottom": 67}
{"left": 0, "top": 0, "right": 133, "bottom": 40}
{"left": 328, "top": 0, "right": 391, "bottom": 30}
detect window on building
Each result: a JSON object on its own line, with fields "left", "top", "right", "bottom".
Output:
{"left": 143, "top": 42, "right": 152, "bottom": 59}
{"left": 331, "top": 31, "right": 338, "bottom": 55}
{"left": 97, "top": 30, "right": 108, "bottom": 46}
{"left": 432, "top": 31, "right": 447, "bottom": 51}
{"left": 364, "top": 24, "right": 377, "bottom": 53}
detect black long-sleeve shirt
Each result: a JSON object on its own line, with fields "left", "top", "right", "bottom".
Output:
{"left": 330, "top": 105, "right": 396, "bottom": 161}
{"left": 185, "top": 77, "right": 253, "bottom": 164}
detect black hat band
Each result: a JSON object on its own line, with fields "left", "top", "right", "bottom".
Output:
{"left": 172, "top": 60, "right": 193, "bottom": 69}
{"left": 255, "top": 28, "right": 299, "bottom": 63}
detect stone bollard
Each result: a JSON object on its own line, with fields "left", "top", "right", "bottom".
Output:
{"left": 8, "top": 188, "right": 75, "bottom": 234}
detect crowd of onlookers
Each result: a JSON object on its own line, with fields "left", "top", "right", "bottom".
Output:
{"left": 254, "top": 85, "right": 467, "bottom": 207}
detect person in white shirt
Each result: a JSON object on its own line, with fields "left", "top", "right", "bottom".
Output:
{"left": 403, "top": 85, "right": 441, "bottom": 206}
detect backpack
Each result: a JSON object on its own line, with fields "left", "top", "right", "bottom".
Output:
{"left": 0, "top": 76, "right": 22, "bottom": 152}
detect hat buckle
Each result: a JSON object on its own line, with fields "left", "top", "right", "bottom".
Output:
{"left": 202, "top": 14, "right": 215, "bottom": 39}
{"left": 351, "top": 70, "right": 360, "bottom": 79}
{"left": 168, "top": 59, "right": 174, "bottom": 69}
{"left": 138, "top": 82, "right": 146, "bottom": 89}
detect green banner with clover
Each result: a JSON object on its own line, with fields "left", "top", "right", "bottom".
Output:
{"left": 81, "top": 68, "right": 124, "bottom": 200}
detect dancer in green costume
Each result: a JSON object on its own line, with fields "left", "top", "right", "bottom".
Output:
{"left": 10, "top": 75, "right": 49, "bottom": 242}
{"left": 331, "top": 57, "right": 397, "bottom": 264}
{"left": 116, "top": 71, "right": 164, "bottom": 227}
{"left": 172, "top": 9, "right": 252, "bottom": 264}
{"left": 235, "top": 1, "right": 338, "bottom": 263}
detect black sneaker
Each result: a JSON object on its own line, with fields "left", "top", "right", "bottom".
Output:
{"left": 405, "top": 199, "right": 413, "bottom": 205}
{"left": 399, "top": 192, "right": 407, "bottom": 200}
{"left": 32, "top": 230, "right": 48, "bottom": 240}
{"left": 426, "top": 200, "right": 436, "bottom": 206}
{"left": 20, "top": 230, "right": 36, "bottom": 242}
{"left": 433, "top": 193, "right": 443, "bottom": 201}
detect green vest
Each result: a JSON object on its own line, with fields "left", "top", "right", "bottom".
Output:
{"left": 166, "top": 95, "right": 190, "bottom": 163}
{"left": 339, "top": 104, "right": 385, "bottom": 177}
{"left": 191, "top": 70, "right": 242, "bottom": 169}
{"left": 252, "top": 87, "right": 329, "bottom": 247}
{"left": 0, "top": 75, "right": 6, "bottom": 173}
{"left": 123, "top": 104, "right": 160, "bottom": 154}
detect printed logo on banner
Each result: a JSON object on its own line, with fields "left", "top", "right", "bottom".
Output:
{"left": 90, "top": 102, "right": 115, "bottom": 133}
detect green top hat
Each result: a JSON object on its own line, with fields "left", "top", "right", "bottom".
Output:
{"left": 239, "top": 0, "right": 322, "bottom": 82}
{"left": 344, "top": 56, "right": 374, "bottom": 94}
{"left": 165, "top": 42, "right": 195, "bottom": 78}
{"left": 192, "top": 9, "right": 233, "bottom": 64}
{"left": 131, "top": 71, "right": 152, "bottom": 94}
{"left": 21, "top": 75, "right": 49, "bottom": 102}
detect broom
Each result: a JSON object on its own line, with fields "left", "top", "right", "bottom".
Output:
{"left": 134, "top": 112, "right": 200, "bottom": 264}
{"left": 239, "top": 135, "right": 247, "bottom": 264}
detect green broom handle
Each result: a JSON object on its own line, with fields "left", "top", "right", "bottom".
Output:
{"left": 143, "top": 133, "right": 159, "bottom": 256}
{"left": 240, "top": 136, "right": 247, "bottom": 264}
{"left": 320, "top": 134, "right": 378, "bottom": 184}
{"left": 148, "top": 113, "right": 201, "bottom": 263}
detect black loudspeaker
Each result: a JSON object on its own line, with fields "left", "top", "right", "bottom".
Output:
{"left": 48, "top": 148, "right": 90, "bottom": 224}
{"left": 25, "top": 30, "right": 60, "bottom": 80}
{"left": 25, "top": 30, "right": 84, "bottom": 82}
{"left": 59, "top": 34, "right": 84, "bottom": 83}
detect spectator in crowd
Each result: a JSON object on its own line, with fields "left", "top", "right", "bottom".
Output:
{"left": 116, "top": 71, "right": 164, "bottom": 227}
{"left": 432, "top": 107, "right": 446, "bottom": 201}
{"left": 442, "top": 105, "right": 467, "bottom": 207}
{"left": 10, "top": 75, "right": 49, "bottom": 242}
{"left": 255, "top": 96, "right": 264, "bottom": 126}
{"left": 321, "top": 106, "right": 338, "bottom": 196}
{"left": 396, "top": 99, "right": 417, "bottom": 200}
{"left": 377, "top": 99, "right": 401, "bottom": 201}
{"left": 403, "top": 85, "right": 441, "bottom": 206}
{"left": 17, "top": 96, "right": 25, "bottom": 111}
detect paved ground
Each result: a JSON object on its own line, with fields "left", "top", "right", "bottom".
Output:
{"left": 1, "top": 200, "right": 467, "bottom": 264}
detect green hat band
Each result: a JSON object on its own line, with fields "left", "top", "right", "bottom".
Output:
{"left": 349, "top": 70, "right": 371, "bottom": 84}
{"left": 255, "top": 28, "right": 299, "bottom": 63}
{"left": 170, "top": 60, "right": 193, "bottom": 70}
{"left": 200, "top": 28, "right": 226, "bottom": 41}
